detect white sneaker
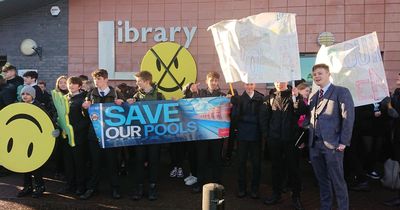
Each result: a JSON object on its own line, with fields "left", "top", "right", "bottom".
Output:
{"left": 185, "top": 176, "right": 197, "bottom": 186}
{"left": 184, "top": 175, "right": 194, "bottom": 182}
{"left": 169, "top": 167, "right": 177, "bottom": 177}
{"left": 177, "top": 167, "right": 184, "bottom": 178}
{"left": 366, "top": 171, "right": 381, "bottom": 180}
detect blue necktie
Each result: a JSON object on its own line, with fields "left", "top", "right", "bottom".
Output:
{"left": 100, "top": 91, "right": 105, "bottom": 97}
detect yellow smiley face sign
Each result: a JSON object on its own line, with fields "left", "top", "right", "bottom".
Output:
{"left": 0, "top": 103, "right": 55, "bottom": 173}
{"left": 141, "top": 42, "right": 197, "bottom": 99}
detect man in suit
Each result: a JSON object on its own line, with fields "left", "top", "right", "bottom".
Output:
{"left": 306, "top": 63, "right": 354, "bottom": 210}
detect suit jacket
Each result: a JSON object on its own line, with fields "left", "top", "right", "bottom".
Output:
{"left": 307, "top": 84, "right": 355, "bottom": 148}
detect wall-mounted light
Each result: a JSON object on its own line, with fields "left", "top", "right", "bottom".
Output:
{"left": 317, "top": 32, "right": 335, "bottom": 46}
{"left": 50, "top": 6, "right": 60, "bottom": 17}
{"left": 20, "top": 39, "right": 42, "bottom": 60}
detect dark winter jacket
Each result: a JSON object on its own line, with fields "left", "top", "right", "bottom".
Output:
{"left": 353, "top": 104, "right": 375, "bottom": 136}
{"left": 261, "top": 88, "right": 306, "bottom": 141}
{"left": 198, "top": 88, "right": 226, "bottom": 98}
{"left": 67, "top": 91, "right": 90, "bottom": 145}
{"left": 392, "top": 88, "right": 400, "bottom": 140}
{"left": 231, "top": 90, "right": 265, "bottom": 141}
{"left": 391, "top": 88, "right": 400, "bottom": 161}
{"left": 87, "top": 86, "right": 123, "bottom": 141}
{"left": 134, "top": 85, "right": 165, "bottom": 101}
{"left": 182, "top": 83, "right": 226, "bottom": 99}
{"left": 2, "top": 76, "right": 23, "bottom": 105}
{"left": 0, "top": 83, "right": 11, "bottom": 110}
{"left": 32, "top": 84, "right": 51, "bottom": 108}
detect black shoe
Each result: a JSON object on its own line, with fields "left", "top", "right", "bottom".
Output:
{"left": 237, "top": 190, "right": 246, "bottom": 198}
{"left": 54, "top": 173, "right": 66, "bottom": 181}
{"left": 75, "top": 188, "right": 86, "bottom": 196}
{"left": 292, "top": 196, "right": 305, "bottom": 210}
{"left": 57, "top": 185, "right": 75, "bottom": 194}
{"left": 32, "top": 186, "right": 45, "bottom": 198}
{"left": 118, "top": 167, "right": 128, "bottom": 176}
{"left": 223, "top": 158, "right": 232, "bottom": 167}
{"left": 79, "top": 189, "right": 95, "bottom": 200}
{"left": 383, "top": 197, "right": 400, "bottom": 207}
{"left": 112, "top": 188, "right": 121, "bottom": 199}
{"left": 17, "top": 186, "right": 32, "bottom": 197}
{"left": 250, "top": 191, "right": 259, "bottom": 199}
{"left": 280, "top": 187, "right": 288, "bottom": 194}
{"left": 192, "top": 185, "right": 201, "bottom": 194}
{"left": 148, "top": 183, "right": 157, "bottom": 201}
{"left": 264, "top": 194, "right": 281, "bottom": 205}
{"left": 349, "top": 181, "right": 370, "bottom": 192}
{"left": 132, "top": 184, "right": 144, "bottom": 201}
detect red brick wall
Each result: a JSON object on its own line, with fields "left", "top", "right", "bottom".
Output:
{"left": 68, "top": 0, "right": 400, "bottom": 91}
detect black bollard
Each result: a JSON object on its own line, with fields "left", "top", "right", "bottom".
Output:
{"left": 202, "top": 183, "right": 225, "bottom": 210}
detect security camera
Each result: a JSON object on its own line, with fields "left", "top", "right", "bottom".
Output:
{"left": 50, "top": 6, "right": 60, "bottom": 17}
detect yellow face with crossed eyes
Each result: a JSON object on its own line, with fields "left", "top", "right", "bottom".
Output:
{"left": 141, "top": 42, "right": 197, "bottom": 99}
{"left": 0, "top": 103, "right": 55, "bottom": 173}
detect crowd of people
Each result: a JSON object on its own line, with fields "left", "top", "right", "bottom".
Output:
{"left": 1, "top": 62, "right": 400, "bottom": 209}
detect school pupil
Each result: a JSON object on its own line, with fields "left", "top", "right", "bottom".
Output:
{"left": 52, "top": 75, "right": 69, "bottom": 180}
{"left": 128, "top": 70, "right": 165, "bottom": 201}
{"left": 17, "top": 86, "right": 59, "bottom": 198}
{"left": 230, "top": 83, "right": 264, "bottom": 199}
{"left": 81, "top": 69, "right": 124, "bottom": 200}
{"left": 21, "top": 71, "right": 51, "bottom": 107}
{"left": 187, "top": 71, "right": 226, "bottom": 193}
{"left": 58, "top": 77, "right": 90, "bottom": 196}
{"left": 181, "top": 82, "right": 200, "bottom": 186}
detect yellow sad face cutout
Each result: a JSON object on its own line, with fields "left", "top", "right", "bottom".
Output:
{"left": 0, "top": 103, "right": 55, "bottom": 173}
{"left": 141, "top": 42, "right": 197, "bottom": 99}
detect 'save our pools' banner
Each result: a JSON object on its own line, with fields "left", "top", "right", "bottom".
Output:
{"left": 88, "top": 97, "right": 231, "bottom": 148}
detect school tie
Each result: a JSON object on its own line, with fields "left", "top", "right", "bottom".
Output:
{"left": 100, "top": 91, "right": 105, "bottom": 97}
{"left": 318, "top": 89, "right": 324, "bottom": 102}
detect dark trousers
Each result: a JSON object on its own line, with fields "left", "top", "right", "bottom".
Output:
{"left": 196, "top": 139, "right": 223, "bottom": 186}
{"left": 310, "top": 140, "right": 349, "bottom": 210}
{"left": 187, "top": 141, "right": 197, "bottom": 177}
{"left": 87, "top": 140, "right": 119, "bottom": 190}
{"left": 269, "top": 139, "right": 302, "bottom": 196}
{"left": 344, "top": 131, "right": 367, "bottom": 183}
{"left": 134, "top": 144, "right": 160, "bottom": 185}
{"left": 225, "top": 126, "right": 237, "bottom": 159}
{"left": 170, "top": 142, "right": 185, "bottom": 168}
{"left": 53, "top": 136, "right": 66, "bottom": 174}
{"left": 64, "top": 143, "right": 86, "bottom": 191}
{"left": 364, "top": 135, "right": 383, "bottom": 172}
{"left": 23, "top": 168, "right": 44, "bottom": 188}
{"left": 237, "top": 140, "right": 261, "bottom": 192}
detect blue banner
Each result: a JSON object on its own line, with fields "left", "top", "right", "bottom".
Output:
{"left": 88, "top": 97, "right": 231, "bottom": 148}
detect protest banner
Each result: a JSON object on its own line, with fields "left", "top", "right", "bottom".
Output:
{"left": 52, "top": 90, "right": 75, "bottom": 146}
{"left": 0, "top": 103, "right": 55, "bottom": 173}
{"left": 314, "top": 32, "right": 389, "bottom": 107}
{"left": 88, "top": 97, "right": 231, "bottom": 148}
{"left": 208, "top": 12, "right": 301, "bottom": 83}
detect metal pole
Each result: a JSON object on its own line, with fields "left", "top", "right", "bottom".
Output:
{"left": 202, "top": 183, "right": 225, "bottom": 210}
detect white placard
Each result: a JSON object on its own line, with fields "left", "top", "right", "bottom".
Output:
{"left": 314, "top": 32, "right": 389, "bottom": 107}
{"left": 208, "top": 13, "right": 301, "bottom": 83}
